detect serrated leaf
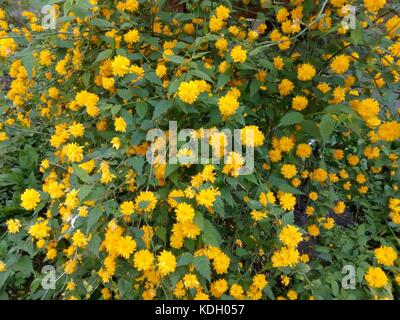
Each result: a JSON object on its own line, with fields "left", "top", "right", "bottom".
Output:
{"left": 136, "top": 101, "right": 148, "bottom": 119}
{"left": 87, "top": 206, "right": 103, "bottom": 232}
{"left": 278, "top": 111, "right": 304, "bottom": 127}
{"left": 202, "top": 219, "right": 221, "bottom": 247}
{"left": 177, "top": 252, "right": 193, "bottom": 267}
{"left": 193, "top": 256, "right": 211, "bottom": 282}
{"left": 320, "top": 114, "right": 336, "bottom": 144}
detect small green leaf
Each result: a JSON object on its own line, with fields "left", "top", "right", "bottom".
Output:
{"left": 320, "top": 114, "right": 336, "bottom": 144}
{"left": 136, "top": 101, "right": 148, "bottom": 119}
{"left": 177, "top": 252, "right": 193, "bottom": 267}
{"left": 193, "top": 256, "right": 211, "bottom": 282}
{"left": 87, "top": 206, "right": 103, "bottom": 233}
{"left": 278, "top": 111, "right": 304, "bottom": 127}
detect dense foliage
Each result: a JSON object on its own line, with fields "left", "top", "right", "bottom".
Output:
{"left": 0, "top": 0, "right": 399, "bottom": 300}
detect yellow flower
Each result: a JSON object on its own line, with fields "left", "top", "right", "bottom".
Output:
{"left": 309, "top": 192, "right": 318, "bottom": 201}
{"left": 273, "top": 56, "right": 284, "bottom": 70}
{"left": 75, "top": 91, "right": 100, "bottom": 117}
{"left": 333, "top": 201, "right": 346, "bottom": 215}
{"left": 124, "top": 29, "right": 140, "bottom": 44}
{"left": 157, "top": 250, "right": 176, "bottom": 276}
{"left": 213, "top": 252, "right": 230, "bottom": 274}
{"left": 175, "top": 202, "right": 195, "bottom": 223}
{"left": 116, "top": 236, "right": 136, "bottom": 259}
{"left": 310, "top": 168, "right": 328, "bottom": 183}
{"left": 62, "top": 143, "right": 84, "bottom": 163}
{"left": 271, "top": 246, "right": 300, "bottom": 268}
{"left": 287, "top": 290, "right": 298, "bottom": 300}
{"left": 241, "top": 125, "right": 265, "bottom": 147}
{"left": 120, "top": 200, "right": 134, "bottom": 216}
{"left": 279, "top": 193, "right": 296, "bottom": 211}
{"left": 134, "top": 249, "right": 154, "bottom": 271}
{"left": 378, "top": 121, "right": 400, "bottom": 142}
{"left": 196, "top": 187, "right": 221, "bottom": 209}
{"left": 281, "top": 164, "right": 297, "bottom": 179}
{"left": 114, "top": 117, "right": 127, "bottom": 133}
{"left": 218, "top": 93, "right": 240, "bottom": 118}
{"left": 252, "top": 274, "right": 268, "bottom": 290}
{"left": 292, "top": 96, "right": 308, "bottom": 111}
{"left": 210, "top": 279, "right": 228, "bottom": 298}
{"left": 365, "top": 267, "right": 388, "bottom": 288}
{"left": 183, "top": 273, "right": 200, "bottom": 289}
{"left": 209, "top": 16, "right": 224, "bottom": 32}
{"left": 364, "top": 0, "right": 386, "bottom": 13}
{"left": 330, "top": 54, "right": 350, "bottom": 74}
{"left": 21, "top": 189, "right": 41, "bottom": 211}
{"left": 0, "top": 261, "right": 7, "bottom": 272}
{"left": 307, "top": 224, "right": 320, "bottom": 237}
{"left": 215, "top": 38, "right": 228, "bottom": 52}
{"left": 296, "top": 143, "right": 312, "bottom": 159}
{"left": 112, "top": 55, "right": 131, "bottom": 77}
{"left": 6, "top": 219, "right": 22, "bottom": 234}
{"left": 223, "top": 151, "right": 245, "bottom": 177}
{"left": 231, "top": 45, "right": 247, "bottom": 64}
{"left": 374, "top": 246, "right": 398, "bottom": 266}
{"left": 155, "top": 64, "right": 167, "bottom": 78}
{"left": 297, "top": 63, "right": 316, "bottom": 81}
{"left": 72, "top": 230, "right": 89, "bottom": 249}
{"left": 177, "top": 81, "right": 200, "bottom": 104}
{"left": 0, "top": 132, "right": 8, "bottom": 142}
{"left": 69, "top": 122, "right": 85, "bottom": 138}
{"left": 102, "top": 77, "right": 115, "bottom": 90}
{"left": 347, "top": 154, "right": 360, "bottom": 166}
{"left": 230, "top": 284, "right": 244, "bottom": 300}
{"left": 279, "top": 225, "right": 302, "bottom": 247}
{"left": 28, "top": 220, "right": 50, "bottom": 240}
{"left": 278, "top": 79, "right": 294, "bottom": 96}
{"left": 135, "top": 191, "right": 157, "bottom": 213}
{"left": 250, "top": 210, "right": 267, "bottom": 222}
{"left": 215, "top": 5, "right": 230, "bottom": 20}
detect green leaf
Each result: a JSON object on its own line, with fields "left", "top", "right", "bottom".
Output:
{"left": 14, "top": 256, "right": 34, "bottom": 278}
{"left": 145, "top": 72, "right": 162, "bottom": 86}
{"left": 351, "top": 28, "right": 364, "bottom": 45}
{"left": 193, "top": 256, "right": 211, "bottom": 282}
{"left": 136, "top": 101, "right": 148, "bottom": 119}
{"left": 152, "top": 100, "right": 172, "bottom": 120}
{"left": 282, "top": 212, "right": 295, "bottom": 226}
{"left": 87, "top": 206, "right": 103, "bottom": 233}
{"left": 191, "top": 69, "right": 213, "bottom": 83}
{"left": 127, "top": 156, "right": 145, "bottom": 174}
{"left": 78, "top": 185, "right": 93, "bottom": 201}
{"left": 320, "top": 114, "right": 336, "bottom": 144}
{"left": 216, "top": 73, "right": 230, "bottom": 89}
{"left": 166, "top": 55, "right": 185, "bottom": 64}
{"left": 19, "top": 145, "right": 38, "bottom": 170}
{"left": 117, "top": 89, "right": 133, "bottom": 100}
{"left": 177, "top": 252, "right": 193, "bottom": 267}
{"left": 22, "top": 51, "right": 34, "bottom": 80}
{"left": 95, "top": 49, "right": 113, "bottom": 63}
{"left": 302, "top": 120, "right": 321, "bottom": 138}
{"left": 90, "top": 18, "right": 113, "bottom": 29}
{"left": 202, "top": 219, "right": 221, "bottom": 247}
{"left": 72, "top": 163, "right": 94, "bottom": 184}
{"left": 88, "top": 234, "right": 101, "bottom": 257}
{"left": 278, "top": 111, "right": 304, "bottom": 127}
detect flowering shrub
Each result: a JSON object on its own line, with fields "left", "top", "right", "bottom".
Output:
{"left": 0, "top": 0, "right": 399, "bottom": 300}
